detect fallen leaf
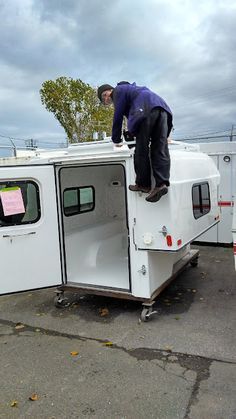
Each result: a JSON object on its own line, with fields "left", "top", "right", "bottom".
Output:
{"left": 164, "top": 346, "right": 173, "bottom": 352}
{"left": 175, "top": 316, "right": 180, "bottom": 320}
{"left": 70, "top": 351, "right": 79, "bottom": 356}
{"left": 10, "top": 400, "right": 18, "bottom": 407}
{"left": 29, "top": 393, "right": 38, "bottom": 401}
{"left": 99, "top": 308, "right": 109, "bottom": 317}
{"left": 15, "top": 323, "right": 25, "bottom": 330}
{"left": 103, "top": 341, "right": 113, "bottom": 347}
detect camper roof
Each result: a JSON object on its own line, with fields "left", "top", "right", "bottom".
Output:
{"left": 0, "top": 138, "right": 200, "bottom": 166}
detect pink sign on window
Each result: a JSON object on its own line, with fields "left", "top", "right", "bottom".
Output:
{"left": 0, "top": 188, "right": 25, "bottom": 216}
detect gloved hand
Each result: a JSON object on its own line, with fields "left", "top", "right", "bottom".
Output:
{"left": 123, "top": 130, "right": 135, "bottom": 142}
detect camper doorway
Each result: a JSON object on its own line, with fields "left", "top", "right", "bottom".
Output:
{"left": 58, "top": 164, "right": 130, "bottom": 291}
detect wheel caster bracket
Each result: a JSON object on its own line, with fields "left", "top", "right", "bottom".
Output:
{"left": 140, "top": 302, "right": 157, "bottom": 322}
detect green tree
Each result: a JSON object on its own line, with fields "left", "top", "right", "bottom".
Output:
{"left": 40, "top": 77, "right": 113, "bottom": 142}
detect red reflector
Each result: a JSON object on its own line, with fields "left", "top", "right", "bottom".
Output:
{"left": 234, "top": 243, "right": 236, "bottom": 255}
{"left": 177, "top": 239, "right": 182, "bottom": 246}
{"left": 166, "top": 235, "right": 172, "bottom": 247}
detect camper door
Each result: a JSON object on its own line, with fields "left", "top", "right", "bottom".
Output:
{"left": 0, "top": 165, "right": 62, "bottom": 294}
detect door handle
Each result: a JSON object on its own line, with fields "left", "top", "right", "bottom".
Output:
{"left": 3, "top": 232, "right": 36, "bottom": 238}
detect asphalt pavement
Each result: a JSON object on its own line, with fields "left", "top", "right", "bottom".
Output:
{"left": 0, "top": 245, "right": 235, "bottom": 419}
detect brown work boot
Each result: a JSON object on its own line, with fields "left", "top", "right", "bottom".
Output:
{"left": 129, "top": 184, "right": 151, "bottom": 193}
{"left": 146, "top": 185, "right": 168, "bottom": 202}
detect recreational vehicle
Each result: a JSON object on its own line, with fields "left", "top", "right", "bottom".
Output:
{"left": 0, "top": 140, "right": 220, "bottom": 320}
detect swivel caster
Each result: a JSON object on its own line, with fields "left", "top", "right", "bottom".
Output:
{"left": 190, "top": 257, "right": 199, "bottom": 267}
{"left": 54, "top": 292, "right": 69, "bottom": 308}
{"left": 140, "top": 303, "right": 157, "bottom": 322}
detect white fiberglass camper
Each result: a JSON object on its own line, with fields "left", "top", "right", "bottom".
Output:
{"left": 0, "top": 140, "right": 220, "bottom": 320}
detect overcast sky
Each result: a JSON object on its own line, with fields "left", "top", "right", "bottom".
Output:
{"left": 0, "top": 0, "right": 235, "bottom": 147}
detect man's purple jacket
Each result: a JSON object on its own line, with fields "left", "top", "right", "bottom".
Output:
{"left": 111, "top": 82, "right": 173, "bottom": 144}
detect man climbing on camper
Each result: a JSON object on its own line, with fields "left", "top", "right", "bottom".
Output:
{"left": 97, "top": 81, "right": 173, "bottom": 202}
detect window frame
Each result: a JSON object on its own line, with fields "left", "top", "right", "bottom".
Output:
{"left": 192, "top": 182, "right": 211, "bottom": 220}
{"left": 63, "top": 185, "right": 95, "bottom": 217}
{"left": 0, "top": 179, "right": 41, "bottom": 227}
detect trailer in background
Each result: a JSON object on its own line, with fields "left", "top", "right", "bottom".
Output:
{"left": 196, "top": 142, "right": 235, "bottom": 245}
{"left": 232, "top": 199, "right": 236, "bottom": 269}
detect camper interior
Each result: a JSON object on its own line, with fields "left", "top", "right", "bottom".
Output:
{"left": 59, "top": 164, "right": 130, "bottom": 290}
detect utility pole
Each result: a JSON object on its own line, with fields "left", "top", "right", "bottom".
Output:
{"left": 230, "top": 124, "right": 234, "bottom": 142}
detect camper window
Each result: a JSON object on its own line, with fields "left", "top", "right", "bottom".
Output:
{"left": 192, "top": 182, "right": 211, "bottom": 219}
{"left": 0, "top": 180, "right": 40, "bottom": 227}
{"left": 63, "top": 186, "right": 95, "bottom": 216}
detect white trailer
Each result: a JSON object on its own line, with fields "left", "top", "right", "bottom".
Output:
{"left": 232, "top": 200, "right": 236, "bottom": 270}
{"left": 197, "top": 142, "right": 236, "bottom": 244}
{"left": 0, "top": 140, "right": 220, "bottom": 320}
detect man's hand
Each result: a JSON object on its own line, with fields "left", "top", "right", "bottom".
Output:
{"left": 123, "top": 130, "right": 134, "bottom": 142}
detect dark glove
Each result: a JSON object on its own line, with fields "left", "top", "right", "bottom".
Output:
{"left": 123, "top": 130, "right": 135, "bottom": 142}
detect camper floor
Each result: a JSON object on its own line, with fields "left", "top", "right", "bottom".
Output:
{"left": 64, "top": 219, "right": 129, "bottom": 289}
{"left": 0, "top": 246, "right": 235, "bottom": 418}
{"left": 66, "top": 253, "right": 129, "bottom": 290}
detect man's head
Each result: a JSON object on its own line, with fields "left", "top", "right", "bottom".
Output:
{"left": 97, "top": 84, "right": 114, "bottom": 105}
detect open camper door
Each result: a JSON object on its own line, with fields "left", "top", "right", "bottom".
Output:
{"left": 0, "top": 165, "right": 62, "bottom": 294}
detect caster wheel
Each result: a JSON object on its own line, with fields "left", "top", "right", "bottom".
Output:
{"left": 140, "top": 307, "right": 150, "bottom": 322}
{"left": 54, "top": 294, "right": 69, "bottom": 308}
{"left": 140, "top": 306, "right": 158, "bottom": 322}
{"left": 190, "top": 258, "right": 198, "bottom": 267}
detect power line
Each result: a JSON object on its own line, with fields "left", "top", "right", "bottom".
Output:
{"left": 174, "top": 86, "right": 236, "bottom": 111}
{"left": 0, "top": 132, "right": 67, "bottom": 147}
{"left": 175, "top": 134, "right": 236, "bottom": 142}
{"left": 173, "top": 128, "right": 232, "bottom": 138}
{"left": 173, "top": 124, "right": 236, "bottom": 137}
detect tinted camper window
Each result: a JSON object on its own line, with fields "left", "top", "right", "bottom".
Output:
{"left": 63, "top": 186, "right": 95, "bottom": 216}
{"left": 0, "top": 180, "right": 40, "bottom": 227}
{"left": 192, "top": 183, "right": 211, "bottom": 219}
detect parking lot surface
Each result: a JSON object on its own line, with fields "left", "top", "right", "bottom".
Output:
{"left": 0, "top": 245, "right": 236, "bottom": 418}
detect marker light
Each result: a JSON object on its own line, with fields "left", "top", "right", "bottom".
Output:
{"left": 166, "top": 235, "right": 172, "bottom": 247}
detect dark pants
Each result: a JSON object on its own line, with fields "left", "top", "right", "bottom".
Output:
{"left": 134, "top": 108, "right": 170, "bottom": 188}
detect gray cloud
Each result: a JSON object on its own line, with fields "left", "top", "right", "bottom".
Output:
{"left": 0, "top": 0, "right": 235, "bottom": 145}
